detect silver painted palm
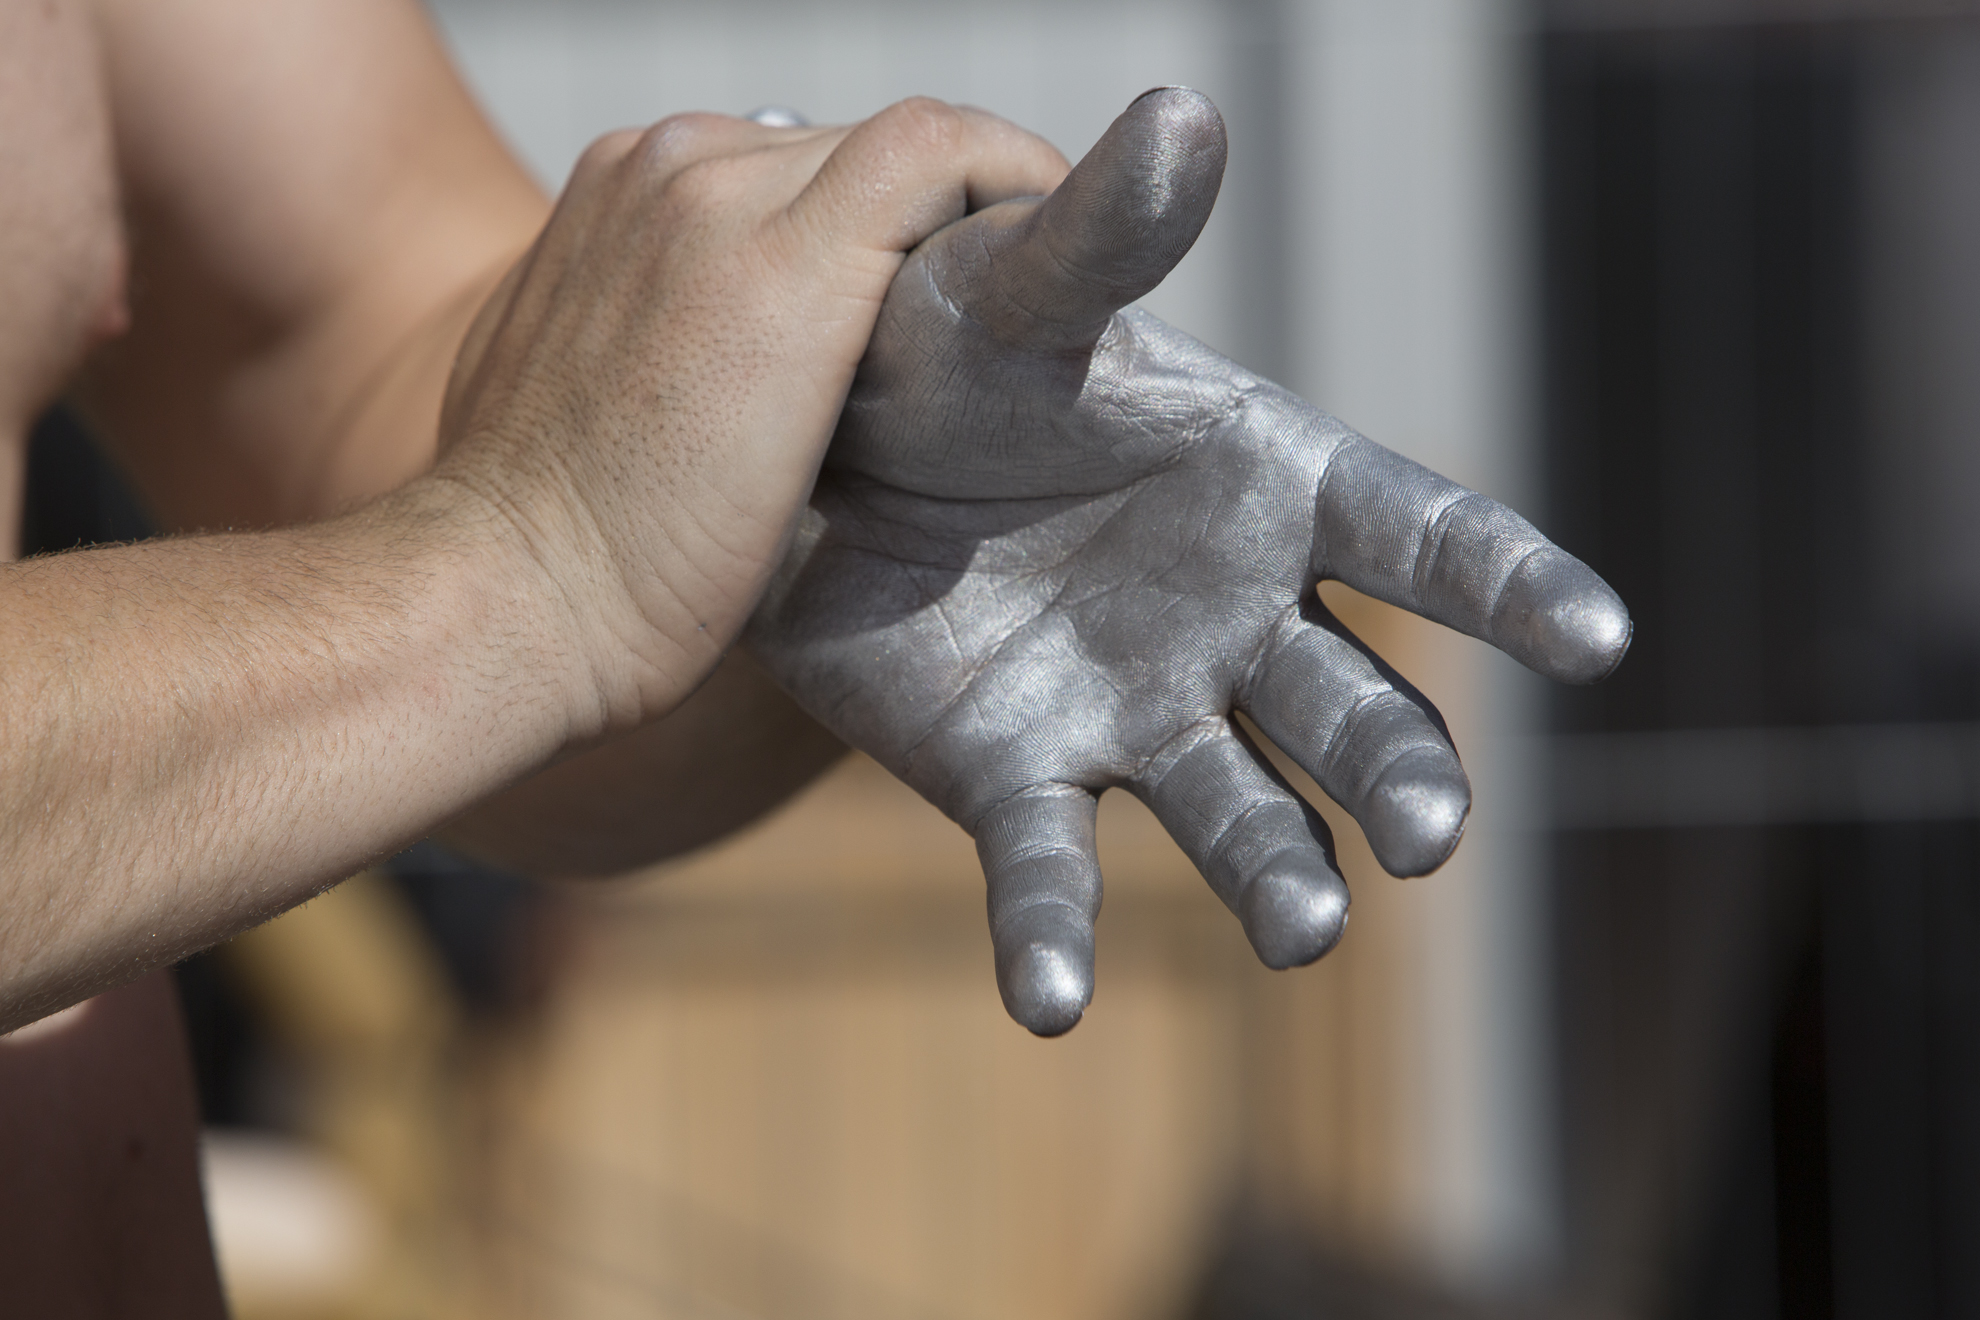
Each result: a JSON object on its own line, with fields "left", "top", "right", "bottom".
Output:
{"left": 747, "top": 89, "right": 1630, "bottom": 1035}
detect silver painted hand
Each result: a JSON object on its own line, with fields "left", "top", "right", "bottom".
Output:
{"left": 747, "top": 89, "right": 1630, "bottom": 1035}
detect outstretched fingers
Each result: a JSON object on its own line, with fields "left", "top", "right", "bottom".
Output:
{"left": 1132, "top": 721, "right": 1349, "bottom": 970}
{"left": 974, "top": 787, "right": 1105, "bottom": 1037}
{"left": 1244, "top": 599, "right": 1470, "bottom": 877}
{"left": 1313, "top": 437, "right": 1633, "bottom": 685}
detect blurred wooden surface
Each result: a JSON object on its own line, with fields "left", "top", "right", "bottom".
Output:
{"left": 465, "top": 586, "right": 1456, "bottom": 1320}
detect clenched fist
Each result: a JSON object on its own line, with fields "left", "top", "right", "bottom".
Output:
{"left": 436, "top": 100, "right": 1071, "bottom": 735}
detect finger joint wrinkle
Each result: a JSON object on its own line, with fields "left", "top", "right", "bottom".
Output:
{"left": 1488, "top": 541, "right": 1550, "bottom": 622}
{"left": 1235, "top": 602, "right": 1305, "bottom": 708}
{"left": 1205, "top": 799, "right": 1286, "bottom": 887}
{"left": 1411, "top": 489, "right": 1484, "bottom": 607}
{"left": 1320, "top": 688, "right": 1400, "bottom": 786}
{"left": 971, "top": 781, "right": 1091, "bottom": 835}
{"left": 990, "top": 894, "right": 1088, "bottom": 935}
{"left": 1132, "top": 714, "right": 1232, "bottom": 796}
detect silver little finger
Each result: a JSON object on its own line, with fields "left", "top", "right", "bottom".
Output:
{"left": 974, "top": 785, "right": 1104, "bottom": 1037}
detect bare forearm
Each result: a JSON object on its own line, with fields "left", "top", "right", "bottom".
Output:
{"left": 12, "top": 0, "right": 1069, "bottom": 1016}
{"left": 448, "top": 650, "right": 844, "bottom": 878}
{"left": 0, "top": 478, "right": 578, "bottom": 1030}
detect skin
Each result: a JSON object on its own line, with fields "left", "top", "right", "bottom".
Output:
{"left": 0, "top": 0, "right": 1062, "bottom": 1308}
{"left": 0, "top": 0, "right": 1067, "bottom": 1034}
{"left": 0, "top": 986, "right": 223, "bottom": 1318}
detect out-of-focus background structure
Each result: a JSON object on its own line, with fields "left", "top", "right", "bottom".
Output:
{"left": 24, "top": 0, "right": 1979, "bottom": 1317}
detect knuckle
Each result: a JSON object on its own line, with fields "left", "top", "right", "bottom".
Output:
{"left": 632, "top": 112, "right": 730, "bottom": 174}
{"left": 572, "top": 128, "right": 641, "bottom": 184}
{"left": 662, "top": 155, "right": 739, "bottom": 212}
{"left": 871, "top": 96, "right": 966, "bottom": 155}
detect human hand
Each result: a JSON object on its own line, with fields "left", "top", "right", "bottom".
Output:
{"left": 747, "top": 90, "right": 1630, "bottom": 1035}
{"left": 433, "top": 102, "right": 1069, "bottom": 737}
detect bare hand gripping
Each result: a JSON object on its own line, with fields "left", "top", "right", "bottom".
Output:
{"left": 747, "top": 89, "right": 1631, "bottom": 1036}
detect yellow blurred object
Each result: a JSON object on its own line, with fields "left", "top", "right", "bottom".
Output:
{"left": 214, "top": 870, "right": 470, "bottom": 1320}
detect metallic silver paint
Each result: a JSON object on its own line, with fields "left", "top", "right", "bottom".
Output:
{"left": 747, "top": 89, "right": 1631, "bottom": 1036}
{"left": 745, "top": 105, "right": 810, "bottom": 128}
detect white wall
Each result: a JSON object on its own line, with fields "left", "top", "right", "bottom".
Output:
{"left": 424, "top": 0, "right": 1277, "bottom": 370}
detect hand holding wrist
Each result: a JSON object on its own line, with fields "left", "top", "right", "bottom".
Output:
{"left": 430, "top": 101, "right": 1070, "bottom": 732}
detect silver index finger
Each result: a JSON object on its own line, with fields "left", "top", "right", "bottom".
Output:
{"left": 1313, "top": 434, "right": 1632, "bottom": 685}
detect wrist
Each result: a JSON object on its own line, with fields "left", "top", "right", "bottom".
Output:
{"left": 407, "top": 452, "right": 713, "bottom": 748}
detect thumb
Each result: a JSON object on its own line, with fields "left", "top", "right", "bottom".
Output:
{"left": 960, "top": 87, "right": 1227, "bottom": 350}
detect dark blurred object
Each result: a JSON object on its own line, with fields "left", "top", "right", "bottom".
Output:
{"left": 388, "top": 840, "right": 542, "bottom": 1015}
{"left": 1542, "top": 17, "right": 1980, "bottom": 1320}
{"left": 21, "top": 406, "right": 544, "bottom": 1127}
{"left": 1548, "top": 0, "right": 1980, "bottom": 31}
{"left": 1187, "top": 1205, "right": 1549, "bottom": 1320}
{"left": 21, "top": 405, "right": 155, "bottom": 553}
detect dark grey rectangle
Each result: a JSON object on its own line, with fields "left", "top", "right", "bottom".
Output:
{"left": 1546, "top": 723, "right": 1980, "bottom": 827}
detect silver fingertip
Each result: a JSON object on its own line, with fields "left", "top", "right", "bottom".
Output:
{"left": 1121, "top": 87, "right": 1223, "bottom": 156}
{"left": 1239, "top": 857, "right": 1349, "bottom": 970}
{"left": 1576, "top": 586, "right": 1635, "bottom": 682}
{"left": 1129, "top": 85, "right": 1205, "bottom": 108}
{"left": 994, "top": 905, "right": 1094, "bottom": 1037}
{"left": 1363, "top": 751, "right": 1471, "bottom": 878}
{"left": 1496, "top": 552, "right": 1634, "bottom": 685}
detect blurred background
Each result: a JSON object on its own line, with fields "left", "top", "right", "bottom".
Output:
{"left": 26, "top": 0, "right": 1980, "bottom": 1316}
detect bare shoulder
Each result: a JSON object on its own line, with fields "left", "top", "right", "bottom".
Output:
{"left": 75, "top": 0, "right": 547, "bottom": 529}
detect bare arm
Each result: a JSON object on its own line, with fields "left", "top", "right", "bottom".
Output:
{"left": 449, "top": 650, "right": 844, "bottom": 878}
{"left": 1, "top": 0, "right": 1066, "bottom": 1028}
{"left": 78, "top": 0, "right": 845, "bottom": 882}
{"left": 0, "top": 481, "right": 577, "bottom": 1031}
